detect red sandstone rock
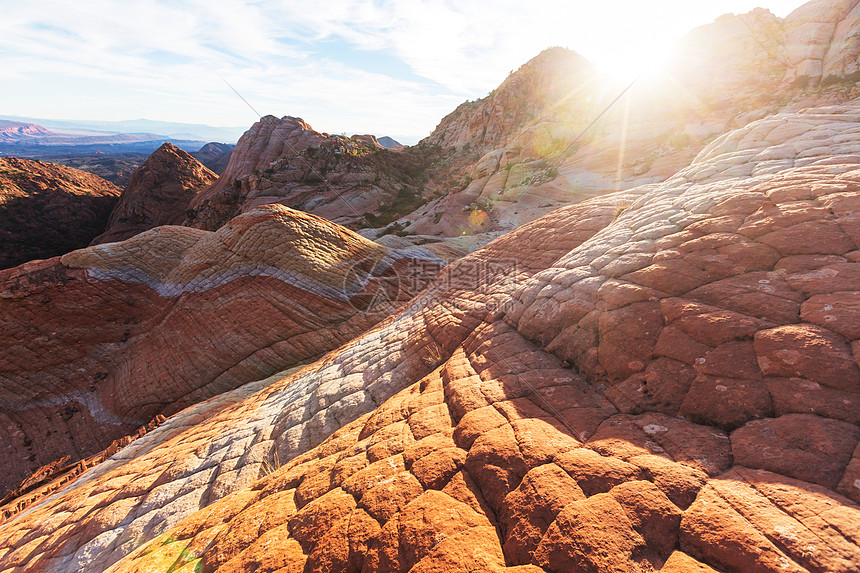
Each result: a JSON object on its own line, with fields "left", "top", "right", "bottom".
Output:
{"left": 91, "top": 143, "right": 217, "bottom": 244}
{"left": 2, "top": 144, "right": 860, "bottom": 571}
{"left": 731, "top": 413, "right": 860, "bottom": 488}
{"left": 0, "top": 204, "right": 444, "bottom": 497}
{"left": 755, "top": 323, "right": 860, "bottom": 392}
{"left": 0, "top": 157, "right": 121, "bottom": 269}
{"left": 185, "top": 116, "right": 429, "bottom": 232}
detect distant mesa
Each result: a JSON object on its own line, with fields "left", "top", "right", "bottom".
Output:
{"left": 0, "top": 118, "right": 197, "bottom": 148}
{"left": 0, "top": 120, "right": 54, "bottom": 141}
{"left": 0, "top": 115, "right": 246, "bottom": 145}
{"left": 0, "top": 117, "right": 213, "bottom": 170}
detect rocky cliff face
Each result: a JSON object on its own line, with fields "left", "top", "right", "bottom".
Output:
{"left": 0, "top": 205, "right": 445, "bottom": 497}
{"left": 424, "top": 47, "right": 599, "bottom": 153}
{"left": 2, "top": 101, "right": 860, "bottom": 572}
{"left": 172, "top": 3, "right": 860, "bottom": 245}
{"left": 0, "top": 157, "right": 121, "bottom": 269}
{"left": 782, "top": 0, "right": 860, "bottom": 84}
{"left": 91, "top": 143, "right": 217, "bottom": 245}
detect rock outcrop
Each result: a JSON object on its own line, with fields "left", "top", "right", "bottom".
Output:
{"left": 0, "top": 157, "right": 121, "bottom": 269}
{"left": 0, "top": 205, "right": 445, "bottom": 497}
{"left": 2, "top": 98, "right": 860, "bottom": 571}
{"left": 783, "top": 0, "right": 860, "bottom": 85}
{"left": 176, "top": 4, "right": 860, "bottom": 246}
{"left": 91, "top": 143, "right": 217, "bottom": 245}
{"left": 186, "top": 117, "right": 428, "bottom": 232}
{"left": 5, "top": 2, "right": 860, "bottom": 571}
{"left": 424, "top": 47, "right": 598, "bottom": 153}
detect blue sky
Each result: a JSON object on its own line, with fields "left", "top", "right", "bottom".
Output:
{"left": 0, "top": 1, "right": 809, "bottom": 144}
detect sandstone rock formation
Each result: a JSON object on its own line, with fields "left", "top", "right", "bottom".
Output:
{"left": 783, "top": 0, "right": 860, "bottom": 85}
{"left": 5, "top": 2, "right": 860, "bottom": 571}
{"left": 0, "top": 157, "right": 121, "bottom": 269}
{"left": 2, "top": 96, "right": 860, "bottom": 571}
{"left": 186, "top": 117, "right": 429, "bottom": 232}
{"left": 91, "top": 143, "right": 217, "bottom": 245}
{"left": 403, "top": 2, "right": 860, "bottom": 240}
{"left": 174, "top": 2, "right": 860, "bottom": 247}
{"left": 0, "top": 205, "right": 445, "bottom": 497}
{"left": 424, "top": 47, "right": 598, "bottom": 153}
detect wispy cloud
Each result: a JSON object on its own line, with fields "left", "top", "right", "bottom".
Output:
{"left": 0, "top": 0, "right": 808, "bottom": 142}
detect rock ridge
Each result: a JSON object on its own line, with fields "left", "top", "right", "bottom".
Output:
{"left": 92, "top": 142, "right": 217, "bottom": 245}
{"left": 0, "top": 204, "right": 445, "bottom": 497}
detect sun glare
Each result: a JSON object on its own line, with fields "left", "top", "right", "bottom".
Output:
{"left": 591, "top": 42, "right": 672, "bottom": 83}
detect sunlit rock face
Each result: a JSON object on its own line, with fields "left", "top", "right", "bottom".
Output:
{"left": 423, "top": 47, "right": 600, "bottom": 154}
{"left": 0, "top": 157, "right": 121, "bottom": 269}
{"left": 2, "top": 99, "right": 860, "bottom": 572}
{"left": 0, "top": 204, "right": 445, "bottom": 498}
{"left": 91, "top": 143, "right": 218, "bottom": 245}
{"left": 4, "top": 1, "right": 860, "bottom": 571}
{"left": 403, "top": 2, "right": 860, "bottom": 239}
{"left": 782, "top": 0, "right": 860, "bottom": 85}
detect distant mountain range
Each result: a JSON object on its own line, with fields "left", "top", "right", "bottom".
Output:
{"left": 0, "top": 115, "right": 247, "bottom": 144}
{"left": 0, "top": 118, "right": 211, "bottom": 159}
{"left": 0, "top": 116, "right": 404, "bottom": 153}
{"left": 0, "top": 118, "right": 236, "bottom": 185}
{"left": 0, "top": 120, "right": 53, "bottom": 140}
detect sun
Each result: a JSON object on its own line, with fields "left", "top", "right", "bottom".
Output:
{"left": 590, "top": 41, "right": 672, "bottom": 84}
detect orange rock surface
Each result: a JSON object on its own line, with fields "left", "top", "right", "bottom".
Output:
{"left": 4, "top": 2, "right": 860, "bottom": 571}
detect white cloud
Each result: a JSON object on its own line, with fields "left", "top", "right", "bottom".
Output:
{"left": 0, "top": 0, "right": 810, "bottom": 142}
